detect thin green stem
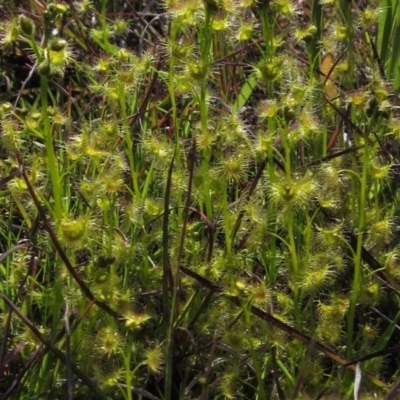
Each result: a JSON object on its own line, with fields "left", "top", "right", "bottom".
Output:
{"left": 41, "top": 77, "right": 62, "bottom": 223}
{"left": 347, "top": 144, "right": 369, "bottom": 359}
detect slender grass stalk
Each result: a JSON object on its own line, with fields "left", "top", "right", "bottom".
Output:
{"left": 118, "top": 82, "right": 141, "bottom": 199}
{"left": 122, "top": 341, "right": 133, "bottom": 400}
{"left": 41, "top": 78, "right": 62, "bottom": 222}
{"left": 242, "top": 303, "right": 266, "bottom": 400}
{"left": 22, "top": 18, "right": 63, "bottom": 224}
{"left": 163, "top": 156, "right": 174, "bottom": 400}
{"left": 310, "top": 0, "right": 323, "bottom": 65}
{"left": 347, "top": 143, "right": 369, "bottom": 359}
{"left": 257, "top": 4, "right": 273, "bottom": 59}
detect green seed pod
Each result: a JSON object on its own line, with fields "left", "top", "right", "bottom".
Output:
{"left": 257, "top": 58, "right": 281, "bottom": 82}
{"left": 374, "top": 88, "right": 388, "bottom": 101}
{"left": 19, "top": 15, "right": 35, "bottom": 36}
{"left": 308, "top": 25, "right": 317, "bottom": 35}
{"left": 281, "top": 106, "right": 296, "bottom": 122}
{"left": 203, "top": 0, "right": 219, "bottom": 14}
{"left": 31, "top": 112, "right": 42, "bottom": 121}
{"left": 54, "top": 4, "right": 68, "bottom": 14}
{"left": 97, "top": 255, "right": 116, "bottom": 268}
{"left": 49, "top": 38, "right": 67, "bottom": 52}
{"left": 188, "top": 62, "right": 209, "bottom": 81}
{"left": 117, "top": 49, "right": 129, "bottom": 61}
{"left": 15, "top": 108, "right": 28, "bottom": 118}
{"left": 38, "top": 59, "right": 51, "bottom": 77}
{"left": 235, "top": 281, "right": 247, "bottom": 292}
{"left": 60, "top": 218, "right": 86, "bottom": 243}
{"left": 1, "top": 103, "right": 12, "bottom": 113}
{"left": 49, "top": 66, "right": 64, "bottom": 79}
{"left": 46, "top": 3, "right": 58, "bottom": 14}
{"left": 238, "top": 24, "right": 253, "bottom": 41}
{"left": 281, "top": 184, "right": 295, "bottom": 201}
{"left": 366, "top": 96, "right": 378, "bottom": 118}
{"left": 254, "top": 0, "right": 270, "bottom": 12}
{"left": 336, "top": 26, "right": 347, "bottom": 40}
{"left": 47, "top": 107, "right": 56, "bottom": 117}
{"left": 94, "top": 271, "right": 109, "bottom": 284}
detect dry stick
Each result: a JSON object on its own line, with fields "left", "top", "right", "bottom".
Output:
{"left": 188, "top": 157, "right": 269, "bottom": 329}
{"left": 342, "top": 344, "right": 400, "bottom": 369}
{"left": 16, "top": 154, "right": 122, "bottom": 321}
{"left": 64, "top": 304, "right": 73, "bottom": 400}
{"left": 322, "top": 48, "right": 372, "bottom": 145}
{"left": 370, "top": 306, "right": 400, "bottom": 333}
{"left": 145, "top": 205, "right": 214, "bottom": 262}
{"left": 275, "top": 121, "right": 400, "bottom": 297}
{"left": 176, "top": 136, "right": 196, "bottom": 283}
{"left": 283, "top": 148, "right": 400, "bottom": 294}
{"left": 368, "top": 35, "right": 386, "bottom": 80}
{"left": 231, "top": 156, "right": 269, "bottom": 246}
{"left": 123, "top": 0, "right": 164, "bottom": 42}
{"left": 76, "top": 90, "right": 104, "bottom": 126}
{"left": 1, "top": 343, "right": 43, "bottom": 400}
{"left": 179, "top": 266, "right": 388, "bottom": 389}
{"left": 271, "top": 345, "right": 286, "bottom": 400}
{"left": 384, "top": 374, "right": 400, "bottom": 400}
{"left": 200, "top": 329, "right": 220, "bottom": 400}
{"left": 195, "top": 312, "right": 247, "bottom": 397}
{"left": 162, "top": 156, "right": 175, "bottom": 326}
{"left": 326, "top": 106, "right": 347, "bottom": 151}
{"left": 291, "top": 337, "right": 317, "bottom": 400}
{"left": 0, "top": 246, "right": 36, "bottom": 381}
{"left": 0, "top": 166, "right": 22, "bottom": 189}
{"left": 128, "top": 56, "right": 162, "bottom": 129}
{"left": 322, "top": 47, "right": 390, "bottom": 161}
{"left": 315, "top": 388, "right": 329, "bottom": 400}
{"left": 0, "top": 243, "right": 29, "bottom": 265}
{"left": 0, "top": 292, "right": 106, "bottom": 399}
{"left": 0, "top": 341, "right": 28, "bottom": 378}
{"left": 13, "top": 60, "right": 38, "bottom": 110}
{"left": 328, "top": 211, "right": 400, "bottom": 295}
{"left": 2, "top": 303, "right": 92, "bottom": 400}
{"left": 302, "top": 146, "right": 360, "bottom": 168}
{"left": 171, "top": 136, "right": 196, "bottom": 327}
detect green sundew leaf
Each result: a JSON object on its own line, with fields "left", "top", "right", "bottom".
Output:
{"left": 232, "top": 73, "right": 258, "bottom": 113}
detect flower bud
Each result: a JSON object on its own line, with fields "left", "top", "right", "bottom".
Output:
{"left": 1, "top": 103, "right": 12, "bottom": 113}
{"left": 38, "top": 60, "right": 51, "bottom": 77}
{"left": 19, "top": 15, "right": 35, "bottom": 36}
{"left": 15, "top": 108, "right": 28, "bottom": 118}
{"left": 49, "top": 38, "right": 67, "bottom": 52}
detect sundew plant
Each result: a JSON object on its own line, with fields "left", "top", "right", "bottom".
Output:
{"left": 1, "top": 0, "right": 400, "bottom": 399}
